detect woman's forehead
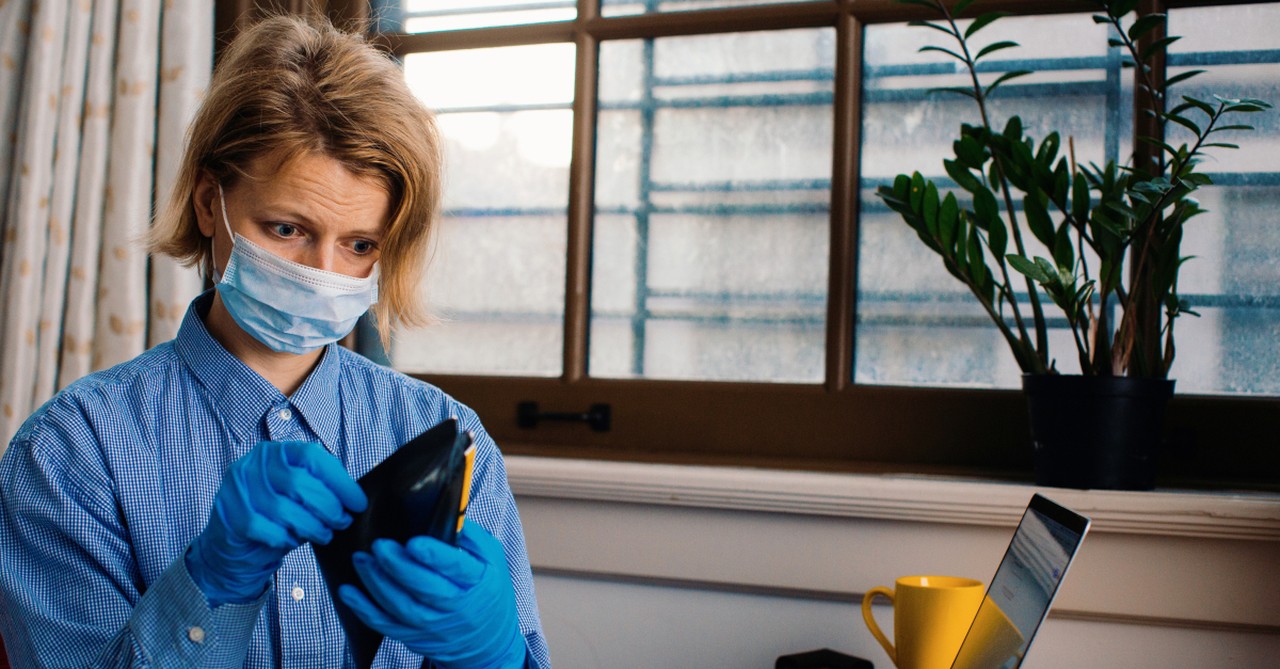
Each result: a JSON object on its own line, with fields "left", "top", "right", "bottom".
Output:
{"left": 233, "top": 150, "right": 392, "bottom": 235}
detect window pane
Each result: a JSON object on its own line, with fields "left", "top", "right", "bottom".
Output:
{"left": 392, "top": 44, "right": 574, "bottom": 376}
{"left": 855, "top": 14, "right": 1132, "bottom": 388}
{"left": 591, "top": 29, "right": 834, "bottom": 382}
{"left": 602, "top": 0, "right": 808, "bottom": 17}
{"left": 389, "top": 0, "right": 575, "bottom": 33}
{"left": 1167, "top": 4, "right": 1280, "bottom": 395}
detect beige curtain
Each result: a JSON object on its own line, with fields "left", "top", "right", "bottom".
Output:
{"left": 0, "top": 0, "right": 212, "bottom": 450}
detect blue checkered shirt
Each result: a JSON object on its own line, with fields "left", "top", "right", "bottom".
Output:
{"left": 0, "top": 292, "right": 550, "bottom": 668}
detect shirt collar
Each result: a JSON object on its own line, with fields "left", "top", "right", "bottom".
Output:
{"left": 175, "top": 291, "right": 343, "bottom": 449}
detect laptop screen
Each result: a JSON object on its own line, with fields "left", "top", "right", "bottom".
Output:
{"left": 951, "top": 494, "right": 1090, "bottom": 669}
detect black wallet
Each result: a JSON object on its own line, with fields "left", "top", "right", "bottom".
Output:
{"left": 313, "top": 418, "right": 475, "bottom": 669}
{"left": 776, "top": 648, "right": 874, "bottom": 669}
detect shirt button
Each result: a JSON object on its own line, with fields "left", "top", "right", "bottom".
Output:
{"left": 279, "top": 408, "right": 292, "bottom": 421}
{"left": 291, "top": 586, "right": 305, "bottom": 601}
{"left": 188, "top": 626, "right": 205, "bottom": 644}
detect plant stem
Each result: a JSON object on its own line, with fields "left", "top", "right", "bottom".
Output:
{"left": 1112, "top": 103, "right": 1221, "bottom": 375}
{"left": 937, "top": 0, "right": 1049, "bottom": 370}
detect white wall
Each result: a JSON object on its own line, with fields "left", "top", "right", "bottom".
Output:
{"left": 507, "top": 456, "right": 1280, "bottom": 669}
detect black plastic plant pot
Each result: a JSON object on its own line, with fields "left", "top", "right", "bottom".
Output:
{"left": 1022, "top": 374, "right": 1176, "bottom": 491}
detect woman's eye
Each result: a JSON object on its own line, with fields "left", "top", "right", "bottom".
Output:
{"left": 269, "top": 222, "right": 299, "bottom": 238}
{"left": 351, "top": 240, "right": 376, "bottom": 255}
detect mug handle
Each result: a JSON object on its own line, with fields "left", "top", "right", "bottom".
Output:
{"left": 861, "top": 586, "right": 896, "bottom": 665}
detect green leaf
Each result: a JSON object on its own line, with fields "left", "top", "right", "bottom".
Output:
{"left": 923, "top": 181, "right": 941, "bottom": 237}
{"left": 1091, "top": 14, "right": 1111, "bottom": 25}
{"left": 1212, "top": 124, "right": 1256, "bottom": 132}
{"left": 1052, "top": 221, "right": 1074, "bottom": 270}
{"left": 944, "top": 159, "right": 982, "bottom": 192}
{"left": 908, "top": 20, "right": 957, "bottom": 37}
{"left": 1112, "top": 0, "right": 1140, "bottom": 18}
{"left": 1164, "top": 113, "right": 1202, "bottom": 137}
{"left": 988, "top": 210, "right": 1008, "bottom": 259}
{"left": 1181, "top": 95, "right": 1216, "bottom": 116}
{"left": 1023, "top": 193, "right": 1055, "bottom": 248}
{"left": 967, "top": 226, "right": 987, "bottom": 288}
{"left": 1035, "top": 132, "right": 1060, "bottom": 166}
{"left": 1127, "top": 13, "right": 1165, "bottom": 41}
{"left": 939, "top": 191, "right": 960, "bottom": 251}
{"left": 1164, "top": 69, "right": 1205, "bottom": 88}
{"left": 891, "top": 174, "right": 911, "bottom": 200}
{"left": 1034, "top": 256, "right": 1060, "bottom": 287}
{"left": 1072, "top": 172, "right": 1091, "bottom": 225}
{"left": 1140, "top": 35, "right": 1182, "bottom": 62}
{"left": 1201, "top": 142, "right": 1240, "bottom": 149}
{"left": 965, "top": 11, "right": 1008, "bottom": 39}
{"left": 954, "top": 134, "right": 987, "bottom": 169}
{"left": 1214, "top": 95, "right": 1271, "bottom": 108}
{"left": 1224, "top": 103, "right": 1269, "bottom": 113}
{"left": 1003, "top": 115, "right": 1024, "bottom": 144}
{"left": 975, "top": 40, "right": 1019, "bottom": 62}
{"left": 1007, "top": 254, "right": 1051, "bottom": 283}
{"left": 1129, "top": 191, "right": 1154, "bottom": 206}
{"left": 934, "top": 86, "right": 980, "bottom": 101}
{"left": 919, "top": 45, "right": 966, "bottom": 62}
{"left": 1181, "top": 172, "right": 1213, "bottom": 187}
{"left": 973, "top": 185, "right": 999, "bottom": 227}
{"left": 909, "top": 172, "right": 926, "bottom": 212}
{"left": 984, "top": 69, "right": 1032, "bottom": 98}
{"left": 1052, "top": 164, "right": 1070, "bottom": 208}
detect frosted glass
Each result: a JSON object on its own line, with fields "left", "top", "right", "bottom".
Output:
{"left": 399, "top": 0, "right": 575, "bottom": 33}
{"left": 602, "top": 0, "right": 808, "bottom": 17}
{"left": 392, "top": 45, "right": 573, "bottom": 376}
{"left": 1166, "top": 4, "right": 1280, "bottom": 395}
{"left": 590, "top": 29, "right": 834, "bottom": 382}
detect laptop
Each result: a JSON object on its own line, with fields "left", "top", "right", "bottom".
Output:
{"left": 950, "top": 493, "right": 1091, "bottom": 669}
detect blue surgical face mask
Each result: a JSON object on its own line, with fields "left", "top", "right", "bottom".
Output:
{"left": 214, "top": 183, "right": 379, "bottom": 355}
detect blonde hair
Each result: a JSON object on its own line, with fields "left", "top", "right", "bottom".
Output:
{"left": 149, "top": 14, "right": 442, "bottom": 346}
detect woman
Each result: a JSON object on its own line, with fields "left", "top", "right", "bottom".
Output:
{"left": 0, "top": 15, "right": 549, "bottom": 669}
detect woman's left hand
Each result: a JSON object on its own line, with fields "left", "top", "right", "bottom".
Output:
{"left": 339, "top": 523, "right": 528, "bottom": 669}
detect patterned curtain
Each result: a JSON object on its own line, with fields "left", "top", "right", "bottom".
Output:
{"left": 0, "top": 0, "right": 212, "bottom": 450}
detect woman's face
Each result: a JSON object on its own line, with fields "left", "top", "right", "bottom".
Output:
{"left": 196, "top": 150, "right": 392, "bottom": 280}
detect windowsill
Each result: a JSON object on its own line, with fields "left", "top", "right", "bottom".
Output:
{"left": 504, "top": 450, "right": 1280, "bottom": 541}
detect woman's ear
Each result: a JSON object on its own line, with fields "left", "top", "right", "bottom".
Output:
{"left": 192, "top": 171, "right": 219, "bottom": 239}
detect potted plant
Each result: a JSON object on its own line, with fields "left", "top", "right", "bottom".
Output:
{"left": 877, "top": 0, "right": 1271, "bottom": 489}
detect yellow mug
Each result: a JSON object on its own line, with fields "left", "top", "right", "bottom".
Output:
{"left": 950, "top": 595, "right": 1026, "bottom": 669}
{"left": 861, "top": 575, "right": 984, "bottom": 669}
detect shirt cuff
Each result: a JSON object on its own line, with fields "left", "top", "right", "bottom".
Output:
{"left": 127, "top": 550, "right": 267, "bottom": 668}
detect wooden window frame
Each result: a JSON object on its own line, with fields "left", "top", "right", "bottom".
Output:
{"left": 220, "top": 0, "right": 1280, "bottom": 489}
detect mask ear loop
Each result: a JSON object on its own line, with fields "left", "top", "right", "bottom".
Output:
{"left": 213, "top": 183, "right": 236, "bottom": 283}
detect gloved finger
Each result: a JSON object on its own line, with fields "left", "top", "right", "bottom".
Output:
{"left": 404, "top": 534, "right": 486, "bottom": 588}
{"left": 337, "top": 583, "right": 424, "bottom": 641}
{"left": 219, "top": 501, "right": 295, "bottom": 550}
{"left": 268, "top": 465, "right": 353, "bottom": 530}
{"left": 277, "top": 441, "right": 368, "bottom": 513}
{"left": 352, "top": 550, "right": 447, "bottom": 625}
{"left": 370, "top": 539, "right": 468, "bottom": 604}
{"left": 456, "top": 522, "right": 508, "bottom": 565}
{"left": 247, "top": 486, "right": 336, "bottom": 546}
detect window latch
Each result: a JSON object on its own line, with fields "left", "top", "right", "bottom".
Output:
{"left": 516, "top": 401, "right": 611, "bottom": 432}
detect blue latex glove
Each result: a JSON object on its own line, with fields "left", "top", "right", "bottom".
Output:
{"left": 187, "top": 440, "right": 368, "bottom": 607}
{"left": 338, "top": 523, "right": 527, "bottom": 669}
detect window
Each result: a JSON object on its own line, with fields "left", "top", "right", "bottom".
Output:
{"left": 371, "top": 0, "right": 1280, "bottom": 489}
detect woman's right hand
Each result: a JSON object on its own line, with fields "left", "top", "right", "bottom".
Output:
{"left": 186, "top": 440, "right": 368, "bottom": 607}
